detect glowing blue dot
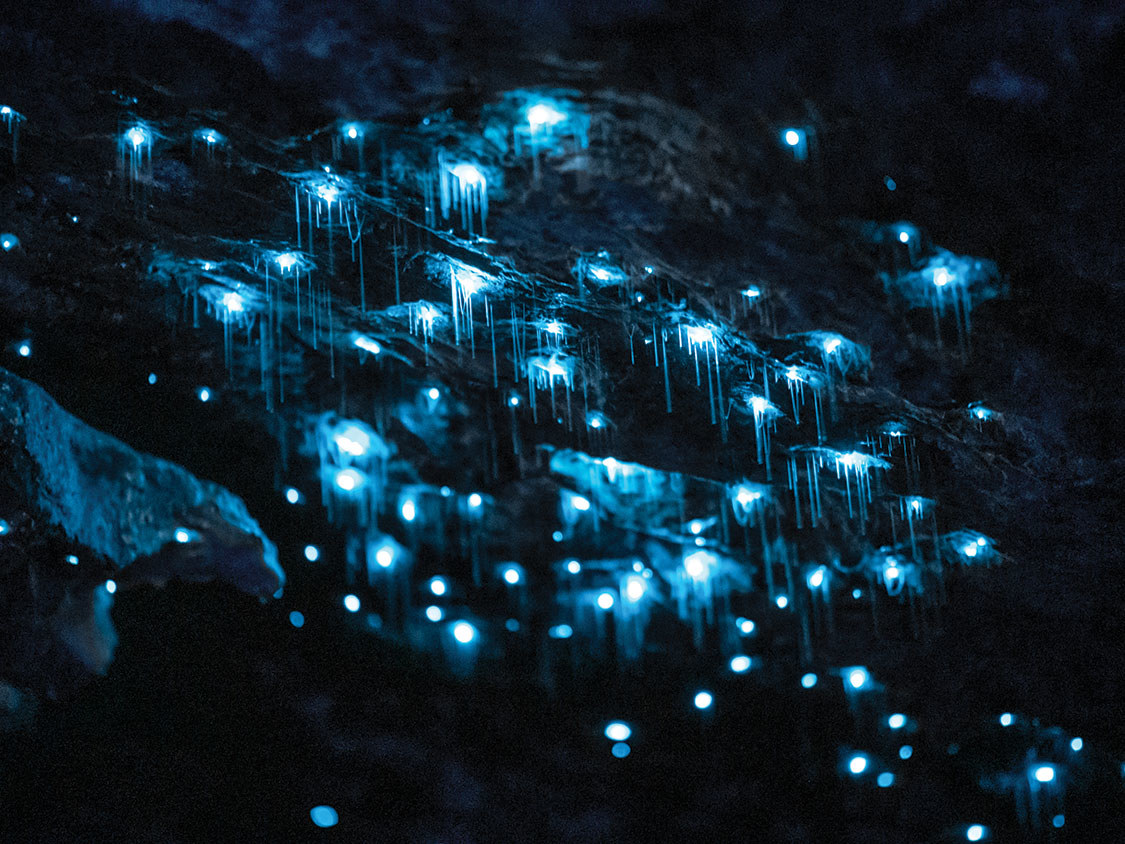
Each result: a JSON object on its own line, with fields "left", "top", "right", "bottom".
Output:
{"left": 1, "top": 234, "right": 17, "bottom": 251}
{"left": 1070, "top": 737, "right": 1083, "bottom": 752}
{"left": 505, "top": 618, "right": 520, "bottom": 632}
{"left": 548, "top": 624, "right": 573, "bottom": 639}
{"left": 848, "top": 754, "right": 868, "bottom": 775}
{"left": 468, "top": 493, "right": 483, "bottom": 509}
{"left": 688, "top": 519, "right": 704, "bottom": 535}
{"left": 888, "top": 713, "right": 906, "bottom": 730}
{"left": 430, "top": 577, "right": 448, "bottom": 596}
{"left": 999, "top": 712, "right": 1013, "bottom": 727}
{"left": 0, "top": 519, "right": 9, "bottom": 536}
{"left": 1052, "top": 814, "right": 1064, "bottom": 828}
{"left": 335, "top": 469, "right": 364, "bottom": 492}
{"left": 552, "top": 531, "right": 564, "bottom": 542}
{"left": 310, "top": 806, "right": 338, "bottom": 828}
{"left": 605, "top": 721, "right": 631, "bottom": 741}
{"left": 374, "top": 544, "right": 395, "bottom": 568}
{"left": 503, "top": 567, "right": 520, "bottom": 585}
{"left": 693, "top": 691, "right": 713, "bottom": 710}
{"left": 427, "top": 387, "right": 440, "bottom": 401}
{"left": 738, "top": 618, "right": 756, "bottom": 635}
{"left": 66, "top": 554, "right": 79, "bottom": 565}
{"left": 801, "top": 673, "right": 818, "bottom": 689}
{"left": 884, "top": 176, "right": 896, "bottom": 191}
{"left": 304, "top": 545, "right": 320, "bottom": 562}
{"left": 401, "top": 499, "right": 417, "bottom": 522}
{"left": 852, "top": 588, "right": 862, "bottom": 599}
{"left": 343, "top": 594, "right": 360, "bottom": 612}
{"left": 877, "top": 772, "right": 895, "bottom": 788}
{"left": 899, "top": 745, "right": 913, "bottom": 760}
{"left": 596, "top": 591, "right": 615, "bottom": 610}
{"left": 105, "top": 579, "right": 117, "bottom": 594}
{"left": 566, "top": 560, "right": 581, "bottom": 574}
{"left": 285, "top": 487, "right": 301, "bottom": 504}
{"left": 173, "top": 528, "right": 191, "bottom": 543}
{"left": 570, "top": 494, "right": 591, "bottom": 512}
{"left": 807, "top": 567, "right": 825, "bottom": 589}
{"left": 624, "top": 575, "right": 646, "bottom": 602}
{"left": 289, "top": 611, "right": 304, "bottom": 628}
{"left": 197, "top": 387, "right": 211, "bottom": 402}
{"left": 425, "top": 605, "right": 444, "bottom": 622}
{"left": 730, "top": 655, "right": 752, "bottom": 673}
{"left": 611, "top": 742, "right": 631, "bottom": 758}
{"left": 147, "top": 372, "right": 157, "bottom": 385}
{"left": 775, "top": 595, "right": 789, "bottom": 609}
{"left": 784, "top": 129, "right": 800, "bottom": 146}
{"left": 1033, "top": 764, "right": 1055, "bottom": 784}
{"left": 847, "top": 667, "right": 870, "bottom": 690}
{"left": 508, "top": 395, "right": 520, "bottom": 407}
{"left": 966, "top": 824, "right": 986, "bottom": 842}
{"left": 898, "top": 230, "right": 910, "bottom": 243}
{"left": 452, "top": 621, "right": 477, "bottom": 644}
{"left": 17, "top": 343, "right": 30, "bottom": 357}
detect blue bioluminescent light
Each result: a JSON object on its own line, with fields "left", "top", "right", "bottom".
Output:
{"left": 503, "top": 566, "right": 521, "bottom": 585}
{"left": 898, "top": 230, "right": 910, "bottom": 243}
{"left": 125, "top": 126, "right": 148, "bottom": 148}
{"left": 775, "top": 594, "right": 789, "bottom": 609}
{"left": 730, "top": 655, "right": 752, "bottom": 673}
{"left": 304, "top": 545, "right": 320, "bottom": 562}
{"left": 624, "top": 574, "right": 646, "bottom": 602}
{"left": 342, "top": 122, "right": 362, "bottom": 140}
{"left": 275, "top": 252, "right": 298, "bottom": 271}
{"left": 310, "top": 806, "right": 338, "bottom": 828}
{"left": 807, "top": 566, "right": 826, "bottom": 590}
{"left": 611, "top": 742, "right": 631, "bottom": 758}
{"left": 801, "top": 673, "right": 818, "bottom": 689}
{"left": 0, "top": 519, "right": 9, "bottom": 536}
{"left": 285, "top": 487, "right": 302, "bottom": 504}
{"left": 343, "top": 594, "right": 360, "bottom": 612}
{"left": 846, "top": 667, "right": 871, "bottom": 691}
{"left": 848, "top": 754, "right": 868, "bottom": 775}
{"left": 468, "top": 493, "right": 483, "bottom": 509}
{"left": 508, "top": 394, "right": 520, "bottom": 407}
{"left": 852, "top": 588, "right": 862, "bottom": 599}
{"left": 527, "top": 102, "right": 567, "bottom": 129}
{"left": 66, "top": 554, "right": 79, "bottom": 565}
{"left": 373, "top": 543, "right": 395, "bottom": 569}
{"left": 1070, "top": 737, "right": 1083, "bottom": 752}
{"left": 400, "top": 498, "right": 417, "bottom": 522}
{"left": 17, "top": 342, "right": 30, "bottom": 357}
{"left": 1032, "top": 764, "right": 1056, "bottom": 784}
{"left": 1052, "top": 815, "right": 1064, "bottom": 829}
{"left": 966, "top": 824, "right": 986, "bottom": 841}
{"left": 449, "top": 162, "right": 484, "bottom": 185}
{"left": 105, "top": 579, "right": 117, "bottom": 594}
{"left": 452, "top": 620, "right": 477, "bottom": 644}
{"left": 566, "top": 560, "right": 581, "bottom": 575}
{"left": 737, "top": 618, "right": 756, "bottom": 635}
{"left": 877, "top": 772, "right": 895, "bottom": 788}
{"left": 333, "top": 424, "right": 372, "bottom": 457}
{"left": 552, "top": 531, "right": 564, "bottom": 542}
{"left": 353, "top": 334, "right": 381, "bottom": 355}
{"left": 334, "top": 468, "right": 365, "bottom": 493}
{"left": 147, "top": 372, "right": 157, "bottom": 385}
{"left": 570, "top": 493, "right": 591, "bottom": 512}
{"left": 888, "top": 713, "right": 906, "bottom": 730}
{"left": 596, "top": 591, "right": 615, "bottom": 610}
{"left": 884, "top": 176, "right": 897, "bottom": 191}
{"left": 197, "top": 387, "right": 211, "bottom": 402}
{"left": 429, "top": 577, "right": 448, "bottom": 596}
{"left": 548, "top": 624, "right": 573, "bottom": 639}
{"left": 605, "top": 721, "right": 631, "bottom": 741}
{"left": 1, "top": 234, "right": 18, "bottom": 251}
{"left": 289, "top": 611, "right": 305, "bottom": 628}
{"left": 899, "top": 745, "right": 913, "bottom": 760}
{"left": 999, "top": 712, "right": 1013, "bottom": 727}
{"left": 683, "top": 550, "right": 715, "bottom": 581}
{"left": 693, "top": 691, "right": 713, "bottom": 710}
{"left": 425, "top": 605, "right": 444, "bottom": 622}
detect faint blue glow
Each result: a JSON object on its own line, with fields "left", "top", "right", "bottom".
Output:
{"left": 548, "top": 624, "right": 573, "bottom": 639}
{"left": 742, "top": 285, "right": 762, "bottom": 299}
{"left": 966, "top": 824, "right": 986, "bottom": 842}
{"left": 17, "top": 342, "right": 30, "bottom": 357}
{"left": 289, "top": 611, "right": 305, "bottom": 628}
{"left": 505, "top": 618, "right": 520, "bottom": 632}
{"left": 452, "top": 620, "right": 477, "bottom": 644}
{"left": 66, "top": 554, "right": 79, "bottom": 565}
{"left": 775, "top": 595, "right": 789, "bottom": 609}
{"left": 400, "top": 498, "right": 417, "bottom": 522}
{"left": 848, "top": 754, "right": 868, "bottom": 775}
{"left": 285, "top": 487, "right": 302, "bottom": 504}
{"left": 888, "top": 713, "right": 906, "bottom": 730}
{"left": 147, "top": 372, "right": 157, "bottom": 385}
{"left": 899, "top": 745, "right": 913, "bottom": 760}
{"left": 2, "top": 234, "right": 18, "bottom": 251}
{"left": 334, "top": 468, "right": 365, "bottom": 492}
{"left": 449, "top": 162, "right": 484, "bottom": 185}
{"left": 884, "top": 176, "right": 896, "bottom": 191}
{"left": 999, "top": 712, "right": 1013, "bottom": 727}
{"left": 125, "top": 126, "right": 148, "bottom": 148}
{"left": 730, "top": 655, "right": 752, "bottom": 673}
{"left": 197, "top": 387, "right": 211, "bottom": 402}
{"left": 425, "top": 605, "right": 444, "bottom": 622}
{"left": 310, "top": 806, "right": 338, "bottom": 828}
{"left": 801, "top": 673, "right": 818, "bottom": 689}
{"left": 304, "top": 545, "right": 320, "bottom": 562}
{"left": 1071, "top": 737, "right": 1083, "bottom": 752}
{"left": 503, "top": 566, "right": 521, "bottom": 585}
{"left": 852, "top": 588, "right": 862, "bottom": 599}
{"left": 693, "top": 691, "right": 714, "bottom": 710}
{"left": 275, "top": 252, "right": 298, "bottom": 271}
{"left": 605, "top": 721, "right": 632, "bottom": 741}
{"left": 823, "top": 337, "right": 841, "bottom": 354}
{"left": 343, "top": 122, "right": 362, "bottom": 140}
{"left": 566, "top": 560, "right": 581, "bottom": 575}
{"left": 0, "top": 519, "right": 9, "bottom": 536}
{"left": 596, "top": 591, "right": 615, "bottom": 610}
{"left": 611, "top": 742, "right": 631, "bottom": 758}
{"left": 684, "top": 550, "right": 715, "bottom": 581}
{"left": 738, "top": 618, "right": 756, "bottom": 635}
{"left": 334, "top": 424, "right": 372, "bottom": 458}
{"left": 527, "top": 102, "right": 567, "bottom": 129}
{"left": 624, "top": 574, "right": 646, "bottom": 603}
{"left": 877, "top": 772, "right": 895, "bottom": 788}
{"left": 429, "top": 577, "right": 448, "bottom": 596}
{"left": 105, "top": 579, "right": 117, "bottom": 594}
{"left": 552, "top": 531, "right": 564, "bottom": 542}
{"left": 1052, "top": 814, "right": 1064, "bottom": 829}
{"left": 343, "top": 594, "right": 360, "bottom": 612}
{"left": 1033, "top": 764, "right": 1055, "bottom": 784}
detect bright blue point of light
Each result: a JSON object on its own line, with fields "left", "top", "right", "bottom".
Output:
{"left": 452, "top": 620, "right": 477, "bottom": 644}
{"left": 0, "top": 519, "right": 9, "bottom": 536}
{"left": 66, "top": 554, "right": 79, "bottom": 565}
{"left": 730, "top": 655, "right": 752, "bottom": 674}
{"left": 596, "top": 591, "right": 615, "bottom": 610}
{"left": 197, "top": 387, "right": 211, "bottom": 402}
{"left": 852, "top": 588, "right": 862, "bottom": 599}
{"left": 605, "top": 721, "right": 631, "bottom": 741}
{"left": 343, "top": 594, "right": 360, "bottom": 612}
{"left": 147, "top": 372, "right": 157, "bottom": 385}
{"left": 173, "top": 528, "right": 191, "bottom": 544}
{"left": 1070, "top": 737, "right": 1083, "bottom": 752}
{"left": 427, "top": 387, "right": 440, "bottom": 401}
{"left": 807, "top": 566, "right": 825, "bottom": 589}
{"left": 693, "top": 691, "right": 713, "bottom": 710}
{"left": 304, "top": 545, "right": 320, "bottom": 562}
{"left": 17, "top": 343, "right": 30, "bottom": 357}
{"left": 848, "top": 754, "right": 868, "bottom": 775}
{"left": 784, "top": 129, "right": 800, "bottom": 146}
{"left": 289, "top": 611, "right": 304, "bottom": 628}
{"left": 737, "top": 618, "right": 756, "bottom": 635}
{"left": 801, "top": 673, "right": 818, "bottom": 689}
{"left": 877, "top": 772, "right": 895, "bottom": 788}
{"left": 884, "top": 176, "right": 896, "bottom": 191}
{"left": 105, "top": 579, "right": 117, "bottom": 594}
{"left": 552, "top": 531, "right": 564, "bottom": 542}
{"left": 1052, "top": 814, "right": 1064, "bottom": 829}
{"left": 468, "top": 493, "right": 483, "bottom": 509}
{"left": 335, "top": 468, "right": 365, "bottom": 492}
{"left": 847, "top": 667, "right": 870, "bottom": 690}
{"left": 449, "top": 163, "right": 484, "bottom": 185}
{"left": 285, "top": 487, "right": 301, "bottom": 504}
{"left": 400, "top": 498, "right": 417, "bottom": 522}
{"left": 1033, "top": 764, "right": 1056, "bottom": 784}
{"left": 898, "top": 230, "right": 910, "bottom": 243}
{"left": 966, "top": 824, "right": 986, "bottom": 842}
{"left": 624, "top": 575, "right": 646, "bottom": 603}
{"left": 548, "top": 624, "right": 573, "bottom": 639}
{"left": 570, "top": 494, "right": 591, "bottom": 512}
{"left": 775, "top": 595, "right": 789, "bottom": 609}
{"left": 505, "top": 618, "right": 519, "bottom": 632}
{"left": 999, "top": 712, "right": 1013, "bottom": 727}
{"left": 508, "top": 395, "right": 520, "bottom": 407}
{"left": 566, "top": 560, "right": 581, "bottom": 575}
{"left": 888, "top": 713, "right": 906, "bottom": 730}
{"left": 503, "top": 566, "right": 521, "bottom": 585}
{"left": 310, "top": 806, "right": 338, "bottom": 828}
{"left": 429, "top": 577, "right": 447, "bottom": 596}
{"left": 899, "top": 745, "right": 913, "bottom": 760}
{"left": 1, "top": 235, "right": 17, "bottom": 251}
{"left": 611, "top": 742, "right": 631, "bottom": 758}
{"left": 425, "top": 605, "right": 444, "bottom": 622}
